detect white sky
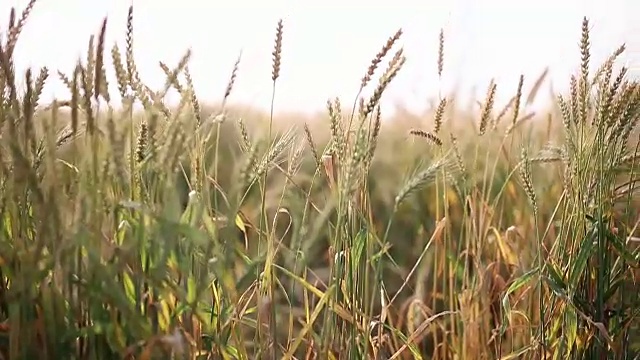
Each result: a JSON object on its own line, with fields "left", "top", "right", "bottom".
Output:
{"left": 2, "top": 0, "right": 639, "bottom": 115}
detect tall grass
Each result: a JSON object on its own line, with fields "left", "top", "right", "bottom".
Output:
{"left": 1, "top": 2, "right": 639, "bottom": 359}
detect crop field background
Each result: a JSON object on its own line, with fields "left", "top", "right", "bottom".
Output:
{"left": 1, "top": 1, "right": 640, "bottom": 360}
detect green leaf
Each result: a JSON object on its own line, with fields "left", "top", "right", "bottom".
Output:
{"left": 122, "top": 272, "right": 136, "bottom": 305}
{"left": 607, "top": 230, "right": 638, "bottom": 265}
{"left": 180, "top": 191, "right": 204, "bottom": 226}
{"left": 187, "top": 274, "right": 197, "bottom": 304}
{"left": 445, "top": 249, "right": 467, "bottom": 283}
{"left": 602, "top": 276, "right": 624, "bottom": 303}
{"left": 351, "top": 229, "right": 368, "bottom": 277}
{"left": 564, "top": 306, "right": 578, "bottom": 350}
{"left": 545, "top": 263, "right": 568, "bottom": 297}
{"left": 501, "top": 268, "right": 538, "bottom": 335}
{"left": 568, "top": 227, "right": 597, "bottom": 291}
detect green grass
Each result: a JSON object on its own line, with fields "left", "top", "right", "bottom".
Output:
{"left": 1, "top": 3, "right": 640, "bottom": 359}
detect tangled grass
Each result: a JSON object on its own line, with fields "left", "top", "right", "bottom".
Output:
{"left": 1, "top": 2, "right": 640, "bottom": 359}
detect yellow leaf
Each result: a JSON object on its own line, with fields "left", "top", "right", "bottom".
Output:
{"left": 158, "top": 300, "right": 171, "bottom": 332}
{"left": 507, "top": 180, "right": 517, "bottom": 199}
{"left": 446, "top": 187, "right": 460, "bottom": 207}
{"left": 235, "top": 213, "right": 247, "bottom": 233}
{"left": 490, "top": 227, "right": 519, "bottom": 266}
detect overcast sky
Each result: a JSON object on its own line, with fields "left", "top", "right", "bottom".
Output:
{"left": 1, "top": 0, "right": 638, "bottom": 115}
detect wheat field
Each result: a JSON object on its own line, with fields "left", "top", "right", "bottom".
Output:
{"left": 1, "top": 2, "right": 640, "bottom": 360}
